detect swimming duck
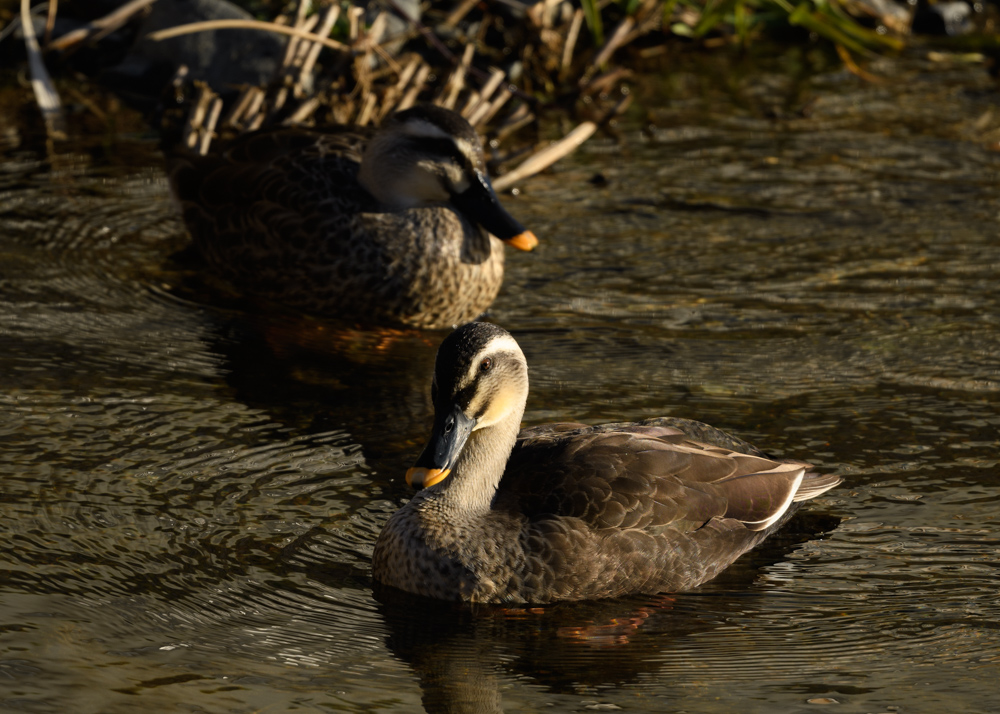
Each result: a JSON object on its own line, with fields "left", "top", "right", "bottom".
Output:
{"left": 372, "top": 322, "right": 842, "bottom": 604}
{"left": 166, "top": 105, "right": 537, "bottom": 329}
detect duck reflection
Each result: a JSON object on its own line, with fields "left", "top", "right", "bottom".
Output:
{"left": 189, "top": 302, "right": 442, "bottom": 470}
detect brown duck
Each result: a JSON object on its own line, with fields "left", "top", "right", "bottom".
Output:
{"left": 373, "top": 322, "right": 842, "bottom": 604}
{"left": 167, "top": 105, "right": 537, "bottom": 329}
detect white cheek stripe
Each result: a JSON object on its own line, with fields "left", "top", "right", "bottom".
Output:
{"left": 401, "top": 119, "right": 476, "bottom": 163}
{"left": 465, "top": 334, "right": 524, "bottom": 384}
{"left": 453, "top": 137, "right": 475, "bottom": 161}
{"left": 473, "top": 388, "right": 518, "bottom": 430}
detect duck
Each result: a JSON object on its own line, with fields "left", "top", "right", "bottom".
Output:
{"left": 372, "top": 322, "right": 842, "bottom": 604}
{"left": 166, "top": 105, "right": 538, "bottom": 330}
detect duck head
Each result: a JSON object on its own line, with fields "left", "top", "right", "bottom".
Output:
{"left": 358, "top": 106, "right": 538, "bottom": 252}
{"left": 407, "top": 322, "right": 529, "bottom": 488}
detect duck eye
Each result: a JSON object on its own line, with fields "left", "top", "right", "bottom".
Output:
{"left": 480, "top": 357, "right": 492, "bottom": 372}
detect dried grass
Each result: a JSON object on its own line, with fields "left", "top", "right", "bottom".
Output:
{"left": 31, "top": 0, "right": 659, "bottom": 177}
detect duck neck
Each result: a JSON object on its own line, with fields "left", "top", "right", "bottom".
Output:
{"left": 439, "top": 410, "right": 523, "bottom": 515}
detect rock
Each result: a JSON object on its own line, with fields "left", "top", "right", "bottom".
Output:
{"left": 99, "top": 0, "right": 286, "bottom": 105}
{"left": 912, "top": 1, "right": 974, "bottom": 35}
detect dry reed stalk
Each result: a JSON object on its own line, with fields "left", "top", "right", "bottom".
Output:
{"left": 480, "top": 68, "right": 507, "bottom": 103}
{"left": 357, "top": 92, "right": 378, "bottom": 126}
{"left": 222, "top": 86, "right": 260, "bottom": 128}
{"left": 836, "top": 44, "right": 884, "bottom": 83}
{"left": 168, "top": 64, "right": 190, "bottom": 95}
{"left": 602, "top": 92, "right": 633, "bottom": 122}
{"left": 148, "top": 20, "right": 349, "bottom": 52}
{"left": 47, "top": 0, "right": 155, "bottom": 51}
{"left": 397, "top": 54, "right": 422, "bottom": 87}
{"left": 376, "top": 54, "right": 421, "bottom": 121}
{"left": 461, "top": 90, "right": 482, "bottom": 118}
{"left": 182, "top": 83, "right": 215, "bottom": 150}
{"left": 350, "top": 56, "right": 381, "bottom": 123}
{"left": 470, "top": 86, "right": 511, "bottom": 127}
{"left": 44, "top": 0, "right": 57, "bottom": 46}
{"left": 443, "top": 0, "right": 481, "bottom": 30}
{"left": 546, "top": 0, "right": 564, "bottom": 29}
{"left": 560, "top": 9, "right": 584, "bottom": 80}
{"left": 366, "top": 13, "right": 389, "bottom": 50}
{"left": 360, "top": 58, "right": 401, "bottom": 84}
{"left": 284, "top": 96, "right": 322, "bottom": 124}
{"left": 590, "top": 17, "right": 635, "bottom": 76}
{"left": 492, "top": 121, "right": 597, "bottom": 191}
{"left": 462, "top": 67, "right": 506, "bottom": 120}
{"left": 621, "top": 0, "right": 666, "bottom": 45}
{"left": 581, "top": 67, "right": 632, "bottom": 96}
{"left": 198, "top": 96, "right": 224, "bottom": 154}
{"left": 327, "top": 99, "right": 353, "bottom": 125}
{"left": 271, "top": 85, "right": 289, "bottom": 114}
{"left": 279, "top": 0, "right": 311, "bottom": 71}
{"left": 474, "top": 9, "right": 494, "bottom": 47}
{"left": 348, "top": 5, "right": 364, "bottom": 41}
{"left": 398, "top": 63, "right": 431, "bottom": 110}
{"left": 289, "top": 14, "right": 321, "bottom": 70}
{"left": 242, "top": 87, "right": 267, "bottom": 128}
{"left": 369, "top": 40, "right": 404, "bottom": 75}
{"left": 545, "top": 0, "right": 558, "bottom": 29}
{"left": 65, "top": 85, "right": 108, "bottom": 122}
{"left": 494, "top": 109, "right": 536, "bottom": 143}
{"left": 298, "top": 5, "right": 341, "bottom": 87}
{"left": 358, "top": 13, "right": 405, "bottom": 83}
{"left": 525, "top": 0, "right": 542, "bottom": 29}
{"left": 21, "top": 0, "right": 66, "bottom": 138}
{"left": 440, "top": 44, "right": 475, "bottom": 110}
{"left": 246, "top": 110, "right": 266, "bottom": 132}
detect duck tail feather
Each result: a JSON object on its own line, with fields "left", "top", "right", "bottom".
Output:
{"left": 791, "top": 472, "right": 843, "bottom": 502}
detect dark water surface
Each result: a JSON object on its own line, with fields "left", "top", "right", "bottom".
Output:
{"left": 2, "top": 54, "right": 1000, "bottom": 713}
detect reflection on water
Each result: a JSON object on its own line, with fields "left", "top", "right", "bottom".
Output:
{"left": 2, "top": 53, "right": 1000, "bottom": 713}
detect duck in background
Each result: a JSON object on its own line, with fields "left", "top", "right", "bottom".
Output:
{"left": 373, "top": 321, "right": 842, "bottom": 604}
{"left": 167, "top": 105, "right": 537, "bottom": 329}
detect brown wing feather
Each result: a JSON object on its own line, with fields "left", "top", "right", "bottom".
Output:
{"left": 498, "top": 420, "right": 837, "bottom": 536}
{"left": 499, "top": 425, "right": 725, "bottom": 532}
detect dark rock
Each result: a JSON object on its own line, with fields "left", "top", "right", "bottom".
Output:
{"left": 99, "top": 0, "right": 286, "bottom": 105}
{"left": 912, "top": 1, "right": 974, "bottom": 35}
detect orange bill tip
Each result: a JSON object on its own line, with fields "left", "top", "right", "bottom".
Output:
{"left": 504, "top": 231, "right": 538, "bottom": 252}
{"left": 405, "top": 467, "right": 451, "bottom": 489}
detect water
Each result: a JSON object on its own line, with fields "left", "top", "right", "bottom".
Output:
{"left": 2, "top": 53, "right": 1000, "bottom": 713}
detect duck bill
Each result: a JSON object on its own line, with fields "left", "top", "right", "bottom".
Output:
{"left": 405, "top": 405, "right": 477, "bottom": 489}
{"left": 451, "top": 170, "right": 538, "bottom": 252}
